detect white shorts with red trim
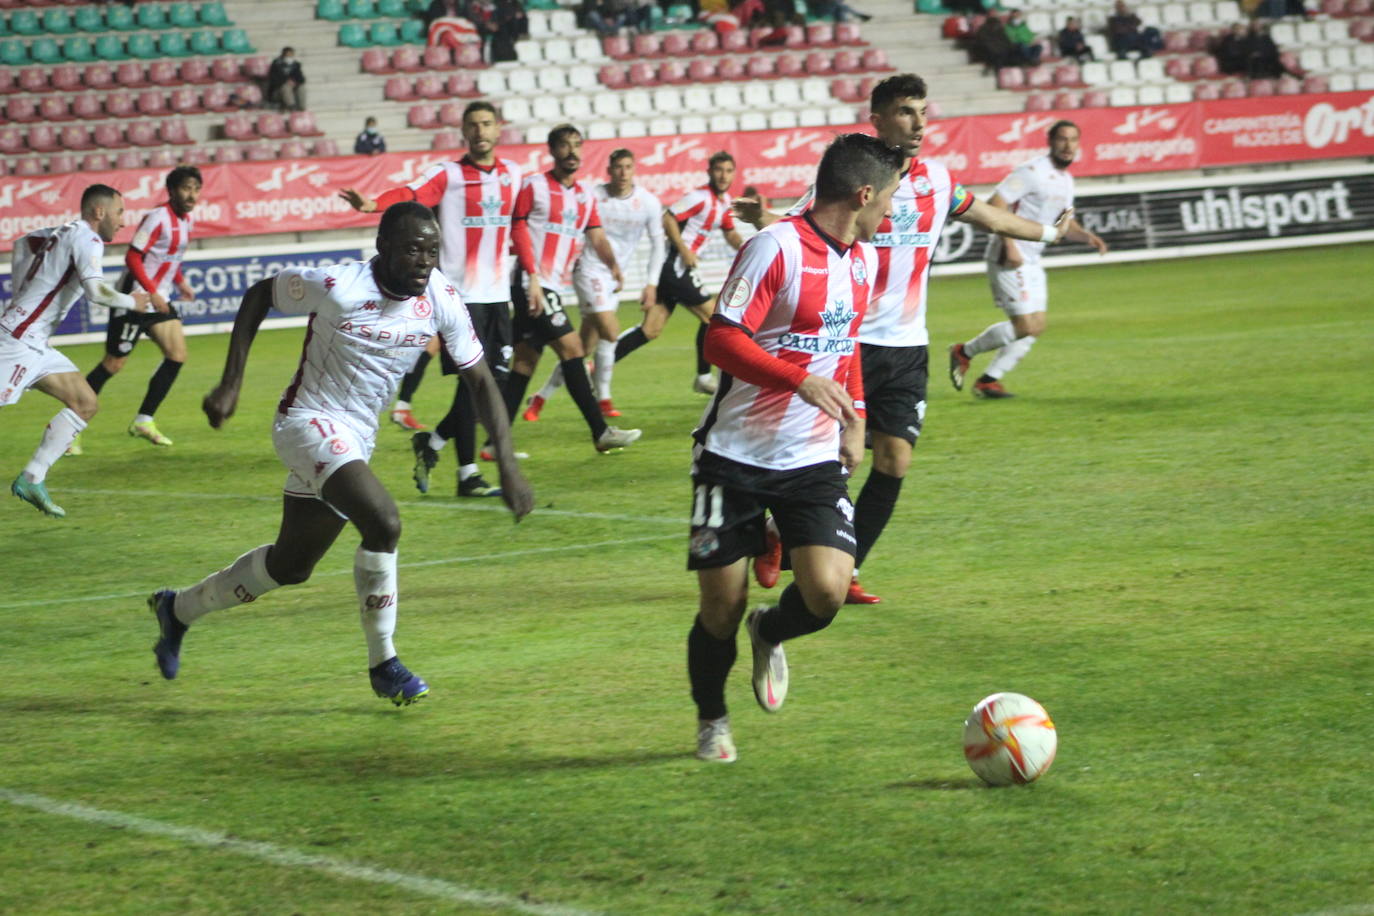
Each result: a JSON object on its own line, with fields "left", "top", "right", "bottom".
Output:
{"left": 0, "top": 335, "right": 79, "bottom": 407}
{"left": 573, "top": 265, "right": 620, "bottom": 316}
{"left": 987, "top": 262, "right": 1048, "bottom": 316}
{"left": 272, "top": 413, "right": 375, "bottom": 506}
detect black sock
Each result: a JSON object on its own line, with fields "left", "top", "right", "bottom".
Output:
{"left": 977, "top": 373, "right": 996, "bottom": 384}
{"left": 86, "top": 364, "right": 112, "bottom": 394}
{"left": 687, "top": 614, "right": 737, "bottom": 721}
{"left": 503, "top": 371, "right": 531, "bottom": 421}
{"left": 561, "top": 357, "right": 608, "bottom": 440}
{"left": 756, "top": 583, "right": 834, "bottom": 644}
{"left": 854, "top": 469, "right": 904, "bottom": 570}
{"left": 695, "top": 323, "right": 710, "bottom": 376}
{"left": 614, "top": 326, "right": 649, "bottom": 361}
{"left": 435, "top": 380, "right": 479, "bottom": 466}
{"left": 138, "top": 359, "right": 183, "bottom": 417}
{"left": 397, "top": 351, "right": 432, "bottom": 403}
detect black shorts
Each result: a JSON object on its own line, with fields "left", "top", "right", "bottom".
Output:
{"left": 439, "top": 300, "right": 512, "bottom": 376}
{"left": 656, "top": 253, "right": 711, "bottom": 310}
{"left": 861, "top": 343, "right": 927, "bottom": 445}
{"left": 510, "top": 282, "right": 575, "bottom": 350}
{"left": 104, "top": 303, "right": 181, "bottom": 357}
{"left": 687, "top": 450, "right": 856, "bottom": 570}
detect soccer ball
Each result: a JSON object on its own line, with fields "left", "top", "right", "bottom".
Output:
{"left": 962, "top": 692, "right": 1057, "bottom": 786}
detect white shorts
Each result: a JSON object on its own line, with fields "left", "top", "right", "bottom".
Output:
{"left": 0, "top": 335, "right": 78, "bottom": 407}
{"left": 987, "top": 262, "right": 1048, "bottom": 316}
{"left": 272, "top": 412, "right": 375, "bottom": 505}
{"left": 573, "top": 267, "right": 620, "bottom": 316}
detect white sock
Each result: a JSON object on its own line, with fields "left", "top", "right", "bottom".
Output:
{"left": 964, "top": 320, "right": 1016, "bottom": 358}
{"left": 393, "top": 400, "right": 411, "bottom": 412}
{"left": 23, "top": 408, "right": 86, "bottom": 483}
{"left": 536, "top": 365, "right": 565, "bottom": 402}
{"left": 173, "top": 545, "right": 278, "bottom": 625}
{"left": 427, "top": 432, "right": 447, "bottom": 451}
{"left": 355, "top": 547, "right": 398, "bottom": 668}
{"left": 458, "top": 463, "right": 479, "bottom": 481}
{"left": 595, "top": 339, "right": 616, "bottom": 399}
{"left": 985, "top": 335, "right": 1036, "bottom": 380}
{"left": 133, "top": 413, "right": 154, "bottom": 425}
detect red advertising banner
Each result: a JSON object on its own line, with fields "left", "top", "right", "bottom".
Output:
{"left": 3, "top": 91, "right": 1371, "bottom": 252}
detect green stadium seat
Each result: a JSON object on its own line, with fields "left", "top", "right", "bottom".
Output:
{"left": 169, "top": 3, "right": 199, "bottom": 29}
{"left": 189, "top": 30, "right": 219, "bottom": 54}
{"left": 63, "top": 35, "right": 95, "bottom": 62}
{"left": 317, "top": 0, "right": 347, "bottom": 20}
{"left": 348, "top": 0, "right": 377, "bottom": 18}
{"left": 159, "top": 32, "right": 190, "bottom": 57}
{"left": 137, "top": 4, "right": 168, "bottom": 30}
{"left": 10, "top": 11, "right": 41, "bottom": 36}
{"left": 221, "top": 28, "right": 253, "bottom": 53}
{"left": 106, "top": 4, "right": 137, "bottom": 30}
{"left": 914, "top": 0, "right": 948, "bottom": 10}
{"left": 199, "top": 2, "right": 232, "bottom": 26}
{"left": 0, "top": 16, "right": 7, "bottom": 39}
{"left": 377, "top": 0, "right": 406, "bottom": 15}
{"left": 31, "top": 37, "right": 62, "bottom": 64}
{"left": 0, "top": 39, "right": 28, "bottom": 66}
{"left": 94, "top": 34, "right": 127, "bottom": 60}
{"left": 400, "top": 18, "right": 424, "bottom": 42}
{"left": 73, "top": 7, "right": 104, "bottom": 33}
{"left": 339, "top": 22, "right": 370, "bottom": 45}
{"left": 42, "top": 8, "right": 75, "bottom": 35}
{"left": 127, "top": 33, "right": 158, "bottom": 59}
{"left": 406, "top": 0, "right": 428, "bottom": 13}
{"left": 369, "top": 21, "right": 400, "bottom": 44}
{"left": 525, "top": 0, "right": 558, "bottom": 8}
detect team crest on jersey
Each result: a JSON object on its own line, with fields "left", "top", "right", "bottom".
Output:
{"left": 499, "top": 171, "right": 512, "bottom": 186}
{"left": 413, "top": 296, "right": 432, "bottom": 318}
{"left": 850, "top": 258, "right": 867, "bottom": 286}
{"left": 912, "top": 175, "right": 934, "bottom": 196}
{"left": 722, "top": 276, "right": 751, "bottom": 311}
{"left": 328, "top": 438, "right": 349, "bottom": 455}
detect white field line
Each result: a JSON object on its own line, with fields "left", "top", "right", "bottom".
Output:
{"left": 0, "top": 533, "right": 679, "bottom": 610}
{"left": 60, "top": 487, "right": 681, "bottom": 526}
{"left": 1294, "top": 907, "right": 1374, "bottom": 916}
{"left": 0, "top": 787, "right": 600, "bottom": 916}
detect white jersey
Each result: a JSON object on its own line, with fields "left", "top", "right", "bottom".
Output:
{"left": 271, "top": 260, "right": 483, "bottom": 437}
{"left": 574, "top": 184, "right": 666, "bottom": 282}
{"left": 985, "top": 154, "right": 1074, "bottom": 267}
{"left": 788, "top": 159, "right": 974, "bottom": 348}
{"left": 1, "top": 220, "right": 109, "bottom": 347}
{"left": 694, "top": 215, "right": 877, "bottom": 471}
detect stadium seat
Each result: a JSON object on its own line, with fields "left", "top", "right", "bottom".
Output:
{"left": 128, "top": 120, "right": 160, "bottom": 146}
{"left": 348, "top": 0, "right": 376, "bottom": 17}
{"left": 339, "top": 23, "right": 369, "bottom": 46}
{"left": 603, "top": 34, "right": 632, "bottom": 58}
{"left": 682, "top": 85, "right": 713, "bottom": 112}
{"left": 407, "top": 104, "right": 437, "bottom": 128}
{"left": 1081, "top": 88, "right": 1110, "bottom": 107}
{"left": 997, "top": 67, "right": 1026, "bottom": 89}
{"left": 187, "top": 30, "right": 218, "bottom": 55}
{"left": 277, "top": 139, "right": 307, "bottom": 159}
{"left": 423, "top": 44, "right": 454, "bottom": 69}
{"left": 773, "top": 80, "right": 801, "bottom": 106}
{"left": 800, "top": 78, "right": 829, "bottom": 104}
{"left": 258, "top": 112, "right": 290, "bottom": 138}
{"left": 143, "top": 148, "right": 173, "bottom": 169}
{"left": 82, "top": 152, "right": 113, "bottom": 171}
{"left": 434, "top": 101, "right": 461, "bottom": 126}
{"left": 507, "top": 69, "right": 536, "bottom": 93}
{"left": 224, "top": 112, "right": 254, "bottom": 139}
{"left": 4, "top": 97, "right": 38, "bottom": 123}
{"left": 835, "top": 22, "right": 863, "bottom": 45}
{"left": 222, "top": 29, "right": 253, "bottom": 53}
{"left": 104, "top": 88, "right": 135, "bottom": 117}
{"left": 692, "top": 29, "right": 720, "bottom": 54}
{"left": 742, "top": 81, "right": 770, "bottom": 109}
{"left": 806, "top": 22, "right": 834, "bottom": 46}
{"left": 393, "top": 44, "right": 423, "bottom": 71}
{"left": 1026, "top": 66, "right": 1053, "bottom": 89}
{"left": 62, "top": 36, "right": 95, "bottom": 63}
{"left": 318, "top": 0, "right": 347, "bottom": 20}
{"left": 10, "top": 10, "right": 40, "bottom": 36}
{"left": 562, "top": 94, "right": 592, "bottom": 121}
{"left": 590, "top": 91, "right": 621, "bottom": 118}
{"left": 827, "top": 105, "right": 857, "bottom": 126}
{"left": 679, "top": 114, "right": 707, "bottom": 133}
{"left": 747, "top": 56, "right": 778, "bottom": 81}
{"left": 721, "top": 29, "right": 749, "bottom": 53}
{"left": 138, "top": 90, "right": 169, "bottom": 116}
{"left": 171, "top": 3, "right": 199, "bottom": 28}
{"left": 378, "top": 0, "right": 407, "bottom": 16}
{"left": 627, "top": 61, "right": 657, "bottom": 85}
{"left": 0, "top": 127, "right": 20, "bottom": 156}
{"left": 1137, "top": 84, "right": 1165, "bottom": 104}
{"left": 416, "top": 74, "right": 445, "bottom": 98}
{"left": 530, "top": 95, "right": 560, "bottom": 121}
{"left": 171, "top": 87, "right": 204, "bottom": 114}
{"left": 651, "top": 86, "right": 683, "bottom": 114}
{"left": 501, "top": 97, "right": 531, "bottom": 122}
{"left": 431, "top": 129, "right": 460, "bottom": 149}
{"left": 201, "top": 84, "right": 230, "bottom": 110}
{"left": 1192, "top": 56, "right": 1219, "bottom": 79}
{"left": 0, "top": 69, "right": 14, "bottom": 94}
{"left": 476, "top": 70, "right": 506, "bottom": 94}
{"left": 633, "top": 33, "right": 662, "bottom": 56}
{"left": 31, "top": 38, "right": 61, "bottom": 65}
{"left": 14, "top": 157, "right": 44, "bottom": 176}
{"left": 455, "top": 43, "right": 484, "bottom": 68}
{"left": 360, "top": 47, "right": 390, "bottom": 72}
{"left": 1302, "top": 74, "right": 1330, "bottom": 92}
{"left": 662, "top": 32, "right": 692, "bottom": 56}
{"left": 59, "top": 124, "right": 93, "bottom": 150}
{"left": 114, "top": 149, "right": 144, "bottom": 169}
{"left": 0, "top": 40, "right": 27, "bottom": 67}
{"left": 214, "top": 144, "right": 244, "bottom": 163}
{"left": 446, "top": 72, "right": 478, "bottom": 96}
{"left": 717, "top": 57, "right": 744, "bottom": 80}
{"left": 537, "top": 68, "right": 567, "bottom": 91}
{"left": 622, "top": 88, "right": 652, "bottom": 116}
{"left": 19, "top": 67, "right": 48, "bottom": 93}
{"left": 805, "top": 52, "right": 832, "bottom": 75}
{"left": 161, "top": 118, "right": 193, "bottom": 144}
{"left": 767, "top": 110, "right": 798, "bottom": 129}
{"left": 40, "top": 96, "right": 72, "bottom": 121}
{"left": 74, "top": 5, "right": 103, "bottom": 32}
{"left": 685, "top": 58, "right": 716, "bottom": 82}
{"left": 371, "top": 22, "right": 402, "bottom": 45}
{"left": 1052, "top": 90, "right": 1081, "bottom": 108}
{"left": 618, "top": 119, "right": 648, "bottom": 137}
{"left": 134, "top": 4, "right": 166, "bottom": 30}
{"left": 515, "top": 40, "right": 541, "bottom": 64}
{"left": 246, "top": 141, "right": 277, "bottom": 161}
{"left": 544, "top": 38, "right": 573, "bottom": 63}
{"left": 91, "top": 123, "right": 126, "bottom": 153}
{"left": 659, "top": 59, "right": 687, "bottom": 83}
{"left": 384, "top": 76, "right": 415, "bottom": 100}
{"left": 312, "top": 137, "right": 339, "bottom": 156}
{"left": 830, "top": 76, "right": 860, "bottom": 101}
{"left": 148, "top": 60, "right": 179, "bottom": 86}
{"left": 777, "top": 53, "right": 803, "bottom": 77}
{"left": 599, "top": 63, "right": 627, "bottom": 87}
{"left": 71, "top": 92, "right": 103, "bottom": 120}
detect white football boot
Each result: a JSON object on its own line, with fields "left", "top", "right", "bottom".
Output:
{"left": 745, "top": 606, "right": 788, "bottom": 713}
{"left": 696, "top": 716, "right": 737, "bottom": 763}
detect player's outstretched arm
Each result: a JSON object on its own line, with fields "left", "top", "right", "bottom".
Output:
{"left": 960, "top": 199, "right": 1074, "bottom": 244}
{"left": 731, "top": 197, "right": 779, "bottom": 230}
{"left": 1065, "top": 218, "right": 1109, "bottom": 253}
{"left": 338, "top": 188, "right": 377, "bottom": 212}
{"left": 460, "top": 359, "right": 534, "bottom": 521}
{"left": 203, "top": 278, "right": 272, "bottom": 428}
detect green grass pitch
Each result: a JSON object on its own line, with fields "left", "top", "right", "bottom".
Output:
{"left": 1, "top": 244, "right": 1371, "bottom": 915}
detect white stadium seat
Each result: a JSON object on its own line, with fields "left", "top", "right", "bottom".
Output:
{"left": 798, "top": 108, "right": 826, "bottom": 126}
{"left": 1108, "top": 60, "right": 1138, "bottom": 84}
{"left": 1355, "top": 71, "right": 1374, "bottom": 90}
{"left": 1210, "top": 0, "right": 1235, "bottom": 20}
{"left": 618, "top": 119, "right": 648, "bottom": 137}
{"left": 683, "top": 86, "right": 714, "bottom": 112}
{"left": 1081, "top": 61, "right": 1110, "bottom": 85}
{"left": 537, "top": 69, "right": 566, "bottom": 91}
{"left": 515, "top": 41, "right": 542, "bottom": 65}
{"left": 743, "top": 83, "right": 771, "bottom": 108}
{"left": 587, "top": 120, "right": 616, "bottom": 139}
{"left": 1186, "top": 1, "right": 1215, "bottom": 22}
{"left": 713, "top": 84, "right": 743, "bottom": 109}
{"left": 477, "top": 71, "right": 506, "bottom": 95}
{"left": 560, "top": 95, "right": 591, "bottom": 120}
{"left": 544, "top": 39, "right": 573, "bottom": 63}
{"left": 1027, "top": 11, "right": 1053, "bottom": 32}
{"left": 1164, "top": 83, "right": 1191, "bottom": 102}
{"left": 1298, "top": 48, "right": 1325, "bottom": 72}
{"left": 622, "top": 89, "right": 652, "bottom": 116}
{"left": 647, "top": 116, "right": 677, "bottom": 135}
{"left": 768, "top": 110, "right": 798, "bottom": 129}
{"left": 568, "top": 65, "right": 598, "bottom": 90}
{"left": 1326, "top": 46, "right": 1353, "bottom": 70}
{"left": 772, "top": 81, "right": 801, "bottom": 106}
{"left": 1085, "top": 33, "right": 1110, "bottom": 59}
{"left": 572, "top": 36, "right": 603, "bottom": 60}
{"left": 679, "top": 114, "right": 707, "bottom": 133}
{"left": 1137, "top": 58, "right": 1165, "bottom": 82}
{"left": 507, "top": 69, "right": 537, "bottom": 94}
{"left": 524, "top": 126, "right": 548, "bottom": 143}
{"left": 1137, "top": 84, "right": 1164, "bottom": 104}
{"left": 1270, "top": 22, "right": 1297, "bottom": 45}
{"left": 1354, "top": 45, "right": 1374, "bottom": 69}
{"left": 501, "top": 98, "right": 531, "bottom": 123}
{"left": 708, "top": 113, "right": 738, "bottom": 132}
{"left": 801, "top": 78, "right": 830, "bottom": 104}
{"left": 1321, "top": 20, "right": 1348, "bottom": 43}
{"left": 531, "top": 96, "right": 561, "bottom": 122}
{"left": 652, "top": 87, "right": 683, "bottom": 114}
{"left": 1135, "top": 4, "right": 1161, "bottom": 23}
{"left": 739, "top": 111, "right": 768, "bottom": 131}
{"left": 1160, "top": 4, "right": 1187, "bottom": 26}
{"left": 1296, "top": 21, "right": 1322, "bottom": 44}
{"left": 1329, "top": 73, "right": 1355, "bottom": 91}
{"left": 827, "top": 105, "right": 856, "bottom": 125}
{"left": 526, "top": 10, "right": 551, "bottom": 37}
{"left": 549, "top": 10, "right": 579, "bottom": 36}
{"left": 1109, "top": 86, "right": 1138, "bottom": 106}
{"left": 592, "top": 91, "right": 622, "bottom": 117}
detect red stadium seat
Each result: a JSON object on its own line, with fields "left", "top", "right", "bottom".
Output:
{"left": 384, "top": 76, "right": 415, "bottom": 101}
{"left": 0, "top": 69, "right": 19, "bottom": 94}
{"left": 214, "top": 145, "right": 245, "bottom": 163}
{"left": 717, "top": 56, "right": 744, "bottom": 80}
{"left": 416, "top": 74, "right": 445, "bottom": 98}
{"left": 1052, "top": 90, "right": 1081, "bottom": 108}
{"left": 407, "top": 104, "right": 437, "bottom": 128}
{"left": 312, "top": 138, "right": 340, "bottom": 157}
{"left": 82, "top": 152, "right": 113, "bottom": 171}
{"left": 446, "top": 72, "right": 478, "bottom": 96}
{"left": 84, "top": 63, "right": 114, "bottom": 90}
{"left": 392, "top": 45, "right": 423, "bottom": 73}
{"left": 806, "top": 23, "right": 834, "bottom": 46}
{"left": 211, "top": 57, "right": 241, "bottom": 82}
{"left": 776, "top": 53, "right": 802, "bottom": 76}
{"left": 423, "top": 45, "right": 455, "bottom": 70}
{"left": 5, "top": 97, "right": 40, "bottom": 123}
{"left": 170, "top": 87, "right": 203, "bottom": 113}
{"left": 48, "top": 153, "right": 78, "bottom": 175}
{"left": 246, "top": 142, "right": 277, "bottom": 161}
{"left": 432, "top": 129, "right": 461, "bottom": 149}
{"left": 361, "top": 47, "right": 391, "bottom": 73}
{"left": 181, "top": 58, "right": 213, "bottom": 84}
{"left": 40, "top": 96, "right": 72, "bottom": 121}
{"left": 1192, "top": 82, "right": 1221, "bottom": 100}
{"left": 659, "top": 60, "right": 687, "bottom": 83}
{"left": 257, "top": 112, "right": 289, "bottom": 138}
{"left": 1248, "top": 78, "right": 1276, "bottom": 96}
{"left": 1188, "top": 29, "right": 1211, "bottom": 52}
{"left": 105, "top": 89, "right": 135, "bottom": 118}
{"left": 1081, "top": 89, "right": 1110, "bottom": 107}
{"left": 1164, "top": 30, "right": 1189, "bottom": 53}
{"left": 1024, "top": 92, "right": 1053, "bottom": 111}
{"left": 237, "top": 83, "right": 264, "bottom": 106}
{"left": 997, "top": 67, "right": 1026, "bottom": 89}
{"left": 1164, "top": 57, "right": 1191, "bottom": 79}
{"left": 242, "top": 57, "right": 271, "bottom": 80}
{"left": 720, "top": 29, "right": 749, "bottom": 53}
{"left": 1348, "top": 0, "right": 1372, "bottom": 17}
{"left": 835, "top": 22, "right": 862, "bottom": 45}
{"left": 660, "top": 32, "right": 690, "bottom": 56}
{"left": 127, "top": 120, "right": 159, "bottom": 146}
{"left": 1321, "top": 0, "right": 1346, "bottom": 14}
{"left": 279, "top": 140, "right": 308, "bottom": 159}
{"left": 633, "top": 33, "right": 662, "bottom": 57}
{"left": 202, "top": 84, "right": 232, "bottom": 110}
{"left": 224, "top": 112, "right": 254, "bottom": 140}
{"left": 148, "top": 60, "right": 178, "bottom": 85}
{"left": 116, "top": 150, "right": 146, "bottom": 169}
{"left": 746, "top": 55, "right": 774, "bottom": 78}
{"left": 603, "top": 34, "right": 631, "bottom": 59}
{"left": 71, "top": 93, "right": 102, "bottom": 119}
{"left": 455, "top": 43, "right": 484, "bottom": 68}
{"left": 137, "top": 90, "right": 168, "bottom": 116}
{"left": 832, "top": 50, "right": 860, "bottom": 73}
{"left": 438, "top": 101, "right": 463, "bottom": 126}
{"left": 599, "top": 64, "right": 627, "bottom": 88}
{"left": 1191, "top": 56, "right": 1219, "bottom": 78}
{"left": 628, "top": 61, "right": 658, "bottom": 85}
{"left": 860, "top": 47, "right": 890, "bottom": 71}
{"left": 182, "top": 146, "right": 212, "bottom": 166}
{"left": 0, "top": 126, "right": 22, "bottom": 155}
{"left": 691, "top": 30, "right": 720, "bottom": 54}
{"left": 289, "top": 111, "right": 324, "bottom": 136}
{"left": 147, "top": 149, "right": 176, "bottom": 168}
{"left": 1053, "top": 63, "right": 1082, "bottom": 86}
{"left": 59, "top": 124, "right": 93, "bottom": 150}
{"left": 498, "top": 127, "right": 522, "bottom": 144}
{"left": 783, "top": 25, "right": 806, "bottom": 48}
{"left": 1278, "top": 50, "right": 1302, "bottom": 74}
{"left": 51, "top": 65, "right": 81, "bottom": 92}
{"left": 805, "top": 52, "right": 833, "bottom": 75}
{"left": 1026, "top": 65, "right": 1052, "bottom": 88}
{"left": 830, "top": 77, "right": 860, "bottom": 101}
{"left": 15, "top": 158, "right": 45, "bottom": 176}
{"left": 92, "top": 122, "right": 126, "bottom": 148}
{"left": 1302, "top": 75, "right": 1330, "bottom": 93}
{"left": 688, "top": 58, "right": 717, "bottom": 81}
{"left": 117, "top": 61, "right": 149, "bottom": 88}
{"left": 19, "top": 68, "right": 48, "bottom": 93}
{"left": 161, "top": 119, "right": 193, "bottom": 144}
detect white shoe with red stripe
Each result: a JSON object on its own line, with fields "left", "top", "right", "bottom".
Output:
{"left": 745, "top": 606, "right": 788, "bottom": 714}
{"left": 695, "top": 716, "right": 737, "bottom": 763}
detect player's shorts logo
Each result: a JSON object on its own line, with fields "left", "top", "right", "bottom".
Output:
{"left": 689, "top": 528, "right": 720, "bottom": 559}
{"left": 551, "top": 310, "right": 568, "bottom": 328}
{"left": 836, "top": 497, "right": 855, "bottom": 524}
{"left": 328, "top": 438, "right": 349, "bottom": 455}
{"left": 413, "top": 296, "right": 432, "bottom": 318}
{"left": 117, "top": 340, "right": 134, "bottom": 355}
{"left": 722, "top": 276, "right": 751, "bottom": 311}
{"left": 850, "top": 258, "right": 867, "bottom": 286}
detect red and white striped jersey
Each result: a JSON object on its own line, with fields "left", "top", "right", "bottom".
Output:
{"left": 575, "top": 183, "right": 666, "bottom": 283}
{"left": 388, "top": 156, "right": 522, "bottom": 304}
{"left": 512, "top": 171, "right": 601, "bottom": 296}
{"left": 123, "top": 203, "right": 194, "bottom": 297}
{"left": 1, "top": 220, "right": 108, "bottom": 347}
{"left": 694, "top": 215, "right": 877, "bottom": 471}
{"left": 668, "top": 185, "right": 735, "bottom": 255}
{"left": 789, "top": 159, "right": 974, "bottom": 348}
{"left": 272, "top": 260, "right": 482, "bottom": 437}
{"left": 984, "top": 154, "right": 1073, "bottom": 267}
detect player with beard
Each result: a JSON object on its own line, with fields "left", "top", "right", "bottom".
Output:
{"left": 506, "top": 124, "right": 641, "bottom": 452}
{"left": 948, "top": 120, "right": 1107, "bottom": 398}
{"left": 147, "top": 202, "right": 533, "bottom": 705}
{"left": 340, "top": 100, "right": 522, "bottom": 498}
{"left": 80, "top": 166, "right": 202, "bottom": 450}
{"left": 734, "top": 74, "right": 1073, "bottom": 605}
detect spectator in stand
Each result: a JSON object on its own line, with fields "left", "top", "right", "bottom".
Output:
{"left": 268, "top": 47, "right": 306, "bottom": 111}
{"left": 1107, "top": 1, "right": 1163, "bottom": 58}
{"left": 973, "top": 11, "right": 1017, "bottom": 68}
{"left": 1215, "top": 21, "right": 1249, "bottom": 73}
{"left": 425, "top": 0, "right": 464, "bottom": 25}
{"left": 583, "top": 0, "right": 629, "bottom": 35}
{"left": 354, "top": 117, "right": 387, "bottom": 156}
{"left": 1245, "top": 22, "right": 1293, "bottom": 77}
{"left": 807, "top": 0, "right": 872, "bottom": 21}
{"left": 1004, "top": 10, "right": 1042, "bottom": 65}
{"left": 1057, "top": 16, "right": 1095, "bottom": 62}
{"left": 629, "top": 0, "right": 655, "bottom": 32}
{"left": 945, "top": 0, "right": 986, "bottom": 14}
